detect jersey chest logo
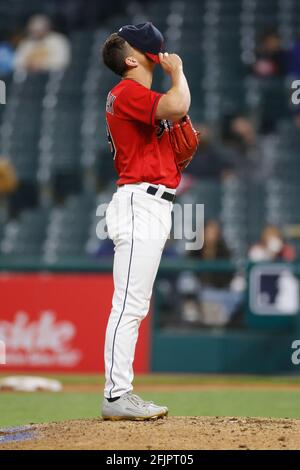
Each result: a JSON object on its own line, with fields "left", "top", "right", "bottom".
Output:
{"left": 155, "top": 120, "right": 171, "bottom": 139}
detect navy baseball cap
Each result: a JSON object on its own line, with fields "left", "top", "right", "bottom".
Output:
{"left": 117, "top": 22, "right": 164, "bottom": 64}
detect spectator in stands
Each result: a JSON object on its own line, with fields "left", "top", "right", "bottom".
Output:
{"left": 286, "top": 38, "right": 300, "bottom": 78}
{"left": 249, "top": 225, "right": 296, "bottom": 262}
{"left": 184, "top": 124, "right": 232, "bottom": 181}
{"left": 189, "top": 220, "right": 233, "bottom": 288}
{"left": 0, "top": 157, "right": 18, "bottom": 196}
{"left": 221, "top": 114, "right": 277, "bottom": 181}
{"left": 0, "top": 35, "right": 14, "bottom": 76}
{"left": 252, "top": 30, "right": 285, "bottom": 77}
{"left": 14, "top": 15, "right": 71, "bottom": 72}
{"left": 177, "top": 221, "right": 243, "bottom": 326}
{"left": 293, "top": 111, "right": 300, "bottom": 128}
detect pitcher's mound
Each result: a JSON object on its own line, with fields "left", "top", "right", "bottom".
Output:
{"left": 1, "top": 416, "right": 299, "bottom": 450}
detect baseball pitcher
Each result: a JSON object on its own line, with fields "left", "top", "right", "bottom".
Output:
{"left": 101, "top": 22, "right": 199, "bottom": 420}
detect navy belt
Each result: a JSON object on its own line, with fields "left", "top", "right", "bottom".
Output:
{"left": 146, "top": 185, "right": 176, "bottom": 202}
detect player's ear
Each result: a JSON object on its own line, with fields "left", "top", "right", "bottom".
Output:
{"left": 125, "top": 56, "right": 138, "bottom": 68}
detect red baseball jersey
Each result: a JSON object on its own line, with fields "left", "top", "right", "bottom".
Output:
{"left": 105, "top": 78, "right": 181, "bottom": 189}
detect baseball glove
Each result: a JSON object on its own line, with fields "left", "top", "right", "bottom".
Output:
{"left": 170, "top": 115, "right": 200, "bottom": 171}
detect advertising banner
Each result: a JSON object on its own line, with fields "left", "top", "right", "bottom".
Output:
{"left": 0, "top": 274, "right": 150, "bottom": 373}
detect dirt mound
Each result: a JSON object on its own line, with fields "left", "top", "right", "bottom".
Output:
{"left": 1, "top": 416, "right": 300, "bottom": 450}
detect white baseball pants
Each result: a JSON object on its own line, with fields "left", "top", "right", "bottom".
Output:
{"left": 104, "top": 183, "right": 174, "bottom": 398}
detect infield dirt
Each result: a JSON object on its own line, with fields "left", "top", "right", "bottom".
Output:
{"left": 1, "top": 416, "right": 300, "bottom": 450}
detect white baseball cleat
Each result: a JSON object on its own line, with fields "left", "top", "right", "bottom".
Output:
{"left": 102, "top": 392, "right": 168, "bottom": 421}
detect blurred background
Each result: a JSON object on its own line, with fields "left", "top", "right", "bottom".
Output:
{"left": 0, "top": 0, "right": 300, "bottom": 376}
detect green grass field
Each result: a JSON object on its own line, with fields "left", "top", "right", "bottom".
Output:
{"left": 1, "top": 374, "right": 300, "bottom": 428}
